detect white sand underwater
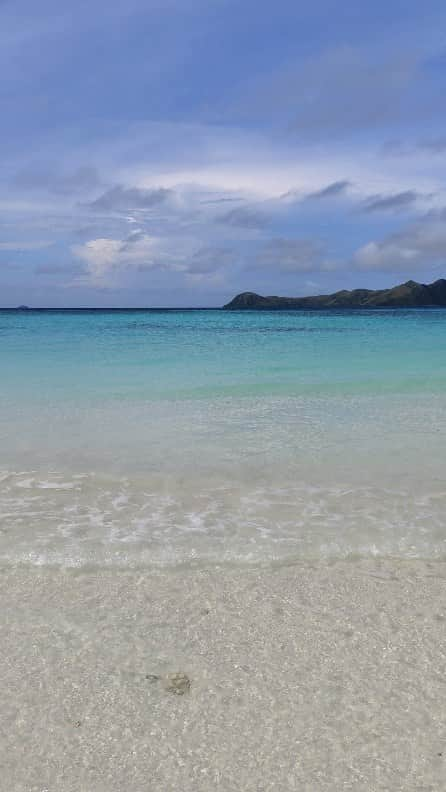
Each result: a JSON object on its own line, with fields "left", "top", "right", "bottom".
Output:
{"left": 2, "top": 560, "right": 446, "bottom": 791}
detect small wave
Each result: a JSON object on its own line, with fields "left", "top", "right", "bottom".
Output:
{"left": 1, "top": 471, "right": 446, "bottom": 568}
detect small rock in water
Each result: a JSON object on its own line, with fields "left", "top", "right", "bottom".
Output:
{"left": 145, "top": 674, "right": 160, "bottom": 684}
{"left": 164, "top": 672, "right": 191, "bottom": 695}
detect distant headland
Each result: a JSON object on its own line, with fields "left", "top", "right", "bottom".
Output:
{"left": 223, "top": 278, "right": 446, "bottom": 310}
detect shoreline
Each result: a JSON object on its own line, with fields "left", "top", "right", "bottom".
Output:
{"left": 2, "top": 558, "right": 446, "bottom": 790}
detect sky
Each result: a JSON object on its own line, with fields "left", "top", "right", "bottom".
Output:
{"left": 2, "top": 0, "right": 446, "bottom": 306}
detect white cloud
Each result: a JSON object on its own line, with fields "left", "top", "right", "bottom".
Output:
{"left": 71, "top": 233, "right": 237, "bottom": 289}
{"left": 72, "top": 233, "right": 158, "bottom": 285}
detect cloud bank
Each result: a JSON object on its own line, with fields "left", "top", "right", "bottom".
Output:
{"left": 1, "top": 0, "right": 446, "bottom": 305}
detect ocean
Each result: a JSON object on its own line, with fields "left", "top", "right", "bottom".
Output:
{"left": 1, "top": 307, "right": 446, "bottom": 567}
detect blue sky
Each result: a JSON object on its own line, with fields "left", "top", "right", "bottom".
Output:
{"left": 2, "top": 0, "right": 446, "bottom": 306}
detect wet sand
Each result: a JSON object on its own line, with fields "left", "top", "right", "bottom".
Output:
{"left": 2, "top": 560, "right": 446, "bottom": 791}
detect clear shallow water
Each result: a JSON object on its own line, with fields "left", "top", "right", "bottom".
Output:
{"left": 1, "top": 308, "right": 446, "bottom": 566}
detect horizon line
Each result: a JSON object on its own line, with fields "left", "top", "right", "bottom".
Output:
{"left": 0, "top": 306, "right": 223, "bottom": 311}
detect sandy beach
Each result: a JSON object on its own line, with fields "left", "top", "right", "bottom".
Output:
{"left": 2, "top": 559, "right": 446, "bottom": 791}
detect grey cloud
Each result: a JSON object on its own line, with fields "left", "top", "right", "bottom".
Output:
{"left": 187, "top": 247, "right": 237, "bottom": 274}
{"left": 381, "top": 139, "right": 407, "bottom": 156}
{"left": 0, "top": 240, "right": 52, "bottom": 251}
{"left": 290, "top": 49, "right": 418, "bottom": 136}
{"left": 53, "top": 167, "right": 101, "bottom": 195}
{"left": 87, "top": 185, "right": 173, "bottom": 212}
{"left": 229, "top": 46, "right": 419, "bottom": 138}
{"left": 353, "top": 213, "right": 446, "bottom": 270}
{"left": 362, "top": 190, "right": 421, "bottom": 213}
{"left": 35, "top": 263, "right": 84, "bottom": 276}
{"left": 253, "top": 238, "right": 325, "bottom": 273}
{"left": 417, "top": 137, "right": 446, "bottom": 154}
{"left": 383, "top": 138, "right": 446, "bottom": 156}
{"left": 200, "top": 197, "right": 244, "bottom": 205}
{"left": 217, "top": 207, "right": 270, "bottom": 229}
{"left": 306, "top": 180, "right": 351, "bottom": 200}
{"left": 13, "top": 165, "right": 102, "bottom": 195}
{"left": 118, "top": 230, "right": 146, "bottom": 251}
{"left": 132, "top": 244, "right": 237, "bottom": 277}
{"left": 72, "top": 223, "right": 127, "bottom": 240}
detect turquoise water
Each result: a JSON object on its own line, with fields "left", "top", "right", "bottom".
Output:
{"left": 1, "top": 308, "right": 446, "bottom": 565}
